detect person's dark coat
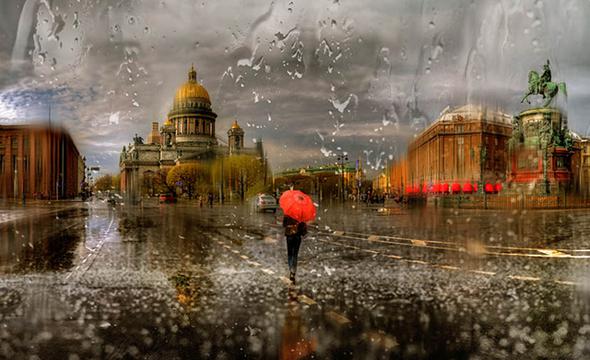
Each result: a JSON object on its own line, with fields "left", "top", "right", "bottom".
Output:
{"left": 283, "top": 215, "right": 307, "bottom": 237}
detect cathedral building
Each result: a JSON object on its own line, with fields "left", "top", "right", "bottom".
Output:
{"left": 119, "top": 65, "right": 263, "bottom": 199}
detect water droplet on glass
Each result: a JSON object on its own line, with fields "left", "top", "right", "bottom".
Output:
{"left": 73, "top": 12, "right": 80, "bottom": 29}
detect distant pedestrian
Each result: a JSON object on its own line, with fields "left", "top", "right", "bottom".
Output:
{"left": 283, "top": 215, "right": 307, "bottom": 284}
{"left": 279, "top": 190, "right": 316, "bottom": 284}
{"left": 207, "top": 192, "right": 214, "bottom": 207}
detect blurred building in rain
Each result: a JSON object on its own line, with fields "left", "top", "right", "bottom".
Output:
{"left": 576, "top": 138, "right": 590, "bottom": 198}
{"left": 119, "top": 65, "right": 264, "bottom": 201}
{"left": 406, "top": 105, "right": 513, "bottom": 188}
{"left": 386, "top": 105, "right": 590, "bottom": 202}
{"left": 274, "top": 164, "right": 362, "bottom": 201}
{"left": 0, "top": 125, "right": 84, "bottom": 200}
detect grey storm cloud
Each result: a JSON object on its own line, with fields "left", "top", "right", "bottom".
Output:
{"left": 1, "top": 0, "right": 590, "bottom": 173}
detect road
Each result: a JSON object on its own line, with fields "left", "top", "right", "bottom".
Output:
{"left": 1, "top": 200, "right": 590, "bottom": 359}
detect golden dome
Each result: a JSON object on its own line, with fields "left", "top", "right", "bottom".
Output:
{"left": 173, "top": 65, "right": 211, "bottom": 105}
{"left": 163, "top": 118, "right": 172, "bottom": 126}
{"left": 231, "top": 120, "right": 241, "bottom": 129}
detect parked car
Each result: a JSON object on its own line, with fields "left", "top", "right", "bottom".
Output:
{"left": 159, "top": 193, "right": 177, "bottom": 204}
{"left": 254, "top": 194, "right": 278, "bottom": 213}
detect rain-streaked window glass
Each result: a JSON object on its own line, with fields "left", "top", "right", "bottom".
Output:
{"left": 1, "top": 1, "right": 590, "bottom": 359}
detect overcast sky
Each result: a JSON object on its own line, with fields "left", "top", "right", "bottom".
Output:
{"left": 1, "top": 0, "right": 590, "bottom": 174}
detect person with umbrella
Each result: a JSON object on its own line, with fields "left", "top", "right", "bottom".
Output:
{"left": 279, "top": 190, "right": 316, "bottom": 284}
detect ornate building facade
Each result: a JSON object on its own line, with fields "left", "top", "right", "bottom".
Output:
{"left": 407, "top": 105, "right": 513, "bottom": 188}
{"left": 119, "top": 65, "right": 263, "bottom": 200}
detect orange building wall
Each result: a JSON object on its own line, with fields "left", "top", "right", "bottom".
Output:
{"left": 407, "top": 119, "right": 511, "bottom": 187}
{"left": 0, "top": 125, "right": 83, "bottom": 199}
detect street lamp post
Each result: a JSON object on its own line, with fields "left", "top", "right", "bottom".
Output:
{"left": 336, "top": 154, "right": 348, "bottom": 203}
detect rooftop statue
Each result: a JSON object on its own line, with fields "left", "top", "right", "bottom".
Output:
{"left": 521, "top": 60, "right": 567, "bottom": 107}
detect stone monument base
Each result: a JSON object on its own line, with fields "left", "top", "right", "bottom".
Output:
{"left": 507, "top": 108, "right": 574, "bottom": 195}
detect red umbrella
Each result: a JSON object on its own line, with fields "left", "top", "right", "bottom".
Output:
{"left": 495, "top": 183, "right": 503, "bottom": 193}
{"left": 451, "top": 182, "right": 461, "bottom": 194}
{"left": 462, "top": 182, "right": 473, "bottom": 194}
{"left": 473, "top": 183, "right": 478, "bottom": 192}
{"left": 422, "top": 184, "right": 429, "bottom": 193}
{"left": 433, "top": 183, "right": 441, "bottom": 193}
{"left": 279, "top": 190, "right": 316, "bottom": 222}
{"left": 484, "top": 183, "right": 495, "bottom": 193}
{"left": 442, "top": 183, "right": 450, "bottom": 193}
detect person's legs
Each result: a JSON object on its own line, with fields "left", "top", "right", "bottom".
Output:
{"left": 286, "top": 236, "right": 295, "bottom": 273}
{"left": 290, "top": 235, "right": 302, "bottom": 274}
{"left": 286, "top": 235, "right": 302, "bottom": 282}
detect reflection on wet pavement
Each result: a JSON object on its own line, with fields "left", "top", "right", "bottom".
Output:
{"left": 280, "top": 288, "right": 317, "bottom": 360}
{"left": 0, "top": 201, "right": 590, "bottom": 358}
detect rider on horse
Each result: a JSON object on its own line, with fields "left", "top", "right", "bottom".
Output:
{"left": 539, "top": 60, "right": 551, "bottom": 96}
{"left": 521, "top": 59, "right": 566, "bottom": 107}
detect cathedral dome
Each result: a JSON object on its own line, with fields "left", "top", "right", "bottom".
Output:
{"left": 172, "top": 65, "right": 211, "bottom": 107}
{"left": 168, "top": 63, "right": 218, "bottom": 145}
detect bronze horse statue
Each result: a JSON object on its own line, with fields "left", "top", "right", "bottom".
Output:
{"left": 521, "top": 60, "right": 567, "bottom": 107}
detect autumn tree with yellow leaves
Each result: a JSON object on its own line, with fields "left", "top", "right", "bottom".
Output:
{"left": 166, "top": 163, "right": 211, "bottom": 199}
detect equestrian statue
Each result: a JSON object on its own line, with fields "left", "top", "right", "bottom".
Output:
{"left": 521, "top": 60, "right": 567, "bottom": 107}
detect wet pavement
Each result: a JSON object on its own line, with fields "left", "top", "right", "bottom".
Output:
{"left": 1, "top": 200, "right": 590, "bottom": 359}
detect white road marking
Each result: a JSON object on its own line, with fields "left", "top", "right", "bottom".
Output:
{"left": 554, "top": 280, "right": 578, "bottom": 286}
{"left": 279, "top": 276, "right": 292, "bottom": 285}
{"left": 326, "top": 311, "right": 351, "bottom": 325}
{"left": 404, "top": 259, "right": 428, "bottom": 265}
{"left": 261, "top": 268, "right": 275, "bottom": 275}
{"left": 469, "top": 270, "right": 496, "bottom": 276}
{"left": 508, "top": 275, "right": 541, "bottom": 282}
{"left": 293, "top": 223, "right": 590, "bottom": 260}
{"left": 434, "top": 265, "right": 460, "bottom": 271}
{"left": 537, "top": 249, "right": 569, "bottom": 257}
{"left": 411, "top": 239, "right": 427, "bottom": 247}
{"left": 298, "top": 295, "right": 317, "bottom": 305}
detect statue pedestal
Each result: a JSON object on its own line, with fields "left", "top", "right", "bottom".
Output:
{"left": 508, "top": 108, "right": 573, "bottom": 194}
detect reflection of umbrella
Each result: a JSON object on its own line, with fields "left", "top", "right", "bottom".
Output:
{"left": 279, "top": 190, "right": 316, "bottom": 222}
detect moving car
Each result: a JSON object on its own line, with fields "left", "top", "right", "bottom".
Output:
{"left": 254, "top": 194, "right": 278, "bottom": 213}
{"left": 159, "top": 193, "right": 177, "bottom": 204}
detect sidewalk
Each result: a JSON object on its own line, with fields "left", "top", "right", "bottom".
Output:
{"left": 0, "top": 200, "right": 83, "bottom": 225}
